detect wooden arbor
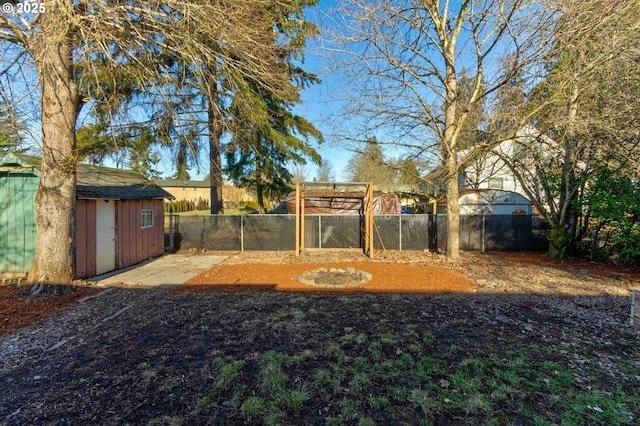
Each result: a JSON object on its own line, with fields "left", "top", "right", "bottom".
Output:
{"left": 294, "top": 182, "right": 374, "bottom": 258}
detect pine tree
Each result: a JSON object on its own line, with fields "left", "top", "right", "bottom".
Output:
{"left": 0, "top": 105, "right": 24, "bottom": 153}
{"left": 346, "top": 137, "right": 395, "bottom": 185}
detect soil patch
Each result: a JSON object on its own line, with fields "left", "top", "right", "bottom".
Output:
{"left": 1, "top": 251, "right": 639, "bottom": 425}
{"left": 0, "top": 284, "right": 100, "bottom": 336}
{"left": 495, "top": 251, "right": 640, "bottom": 281}
{"left": 178, "top": 261, "right": 475, "bottom": 294}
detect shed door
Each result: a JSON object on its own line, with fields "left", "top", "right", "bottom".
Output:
{"left": 0, "top": 171, "right": 37, "bottom": 274}
{"left": 95, "top": 200, "right": 116, "bottom": 275}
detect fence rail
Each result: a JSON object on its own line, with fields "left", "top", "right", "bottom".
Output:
{"left": 165, "top": 214, "right": 540, "bottom": 253}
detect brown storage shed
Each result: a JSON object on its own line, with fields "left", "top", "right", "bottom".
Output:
{"left": 0, "top": 153, "right": 172, "bottom": 279}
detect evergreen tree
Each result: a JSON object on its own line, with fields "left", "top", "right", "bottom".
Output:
{"left": 395, "top": 157, "right": 422, "bottom": 187}
{"left": 0, "top": 1, "right": 313, "bottom": 287}
{"left": 226, "top": 86, "right": 322, "bottom": 213}
{"left": 76, "top": 123, "right": 161, "bottom": 178}
{"left": 0, "top": 105, "right": 24, "bottom": 153}
{"left": 224, "top": 0, "right": 323, "bottom": 214}
{"left": 346, "top": 137, "right": 395, "bottom": 185}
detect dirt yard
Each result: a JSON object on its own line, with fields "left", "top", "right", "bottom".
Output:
{"left": 178, "top": 249, "right": 639, "bottom": 296}
{"left": 1, "top": 251, "right": 639, "bottom": 425}
{"left": 178, "top": 250, "right": 475, "bottom": 294}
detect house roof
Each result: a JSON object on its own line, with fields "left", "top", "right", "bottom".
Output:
{"left": 0, "top": 152, "right": 173, "bottom": 200}
{"left": 155, "top": 178, "right": 211, "bottom": 188}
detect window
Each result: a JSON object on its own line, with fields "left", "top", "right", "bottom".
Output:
{"left": 512, "top": 142, "right": 526, "bottom": 160}
{"left": 141, "top": 209, "right": 154, "bottom": 228}
{"left": 488, "top": 177, "right": 504, "bottom": 190}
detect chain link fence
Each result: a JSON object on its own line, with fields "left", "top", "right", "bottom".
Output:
{"left": 458, "top": 214, "right": 533, "bottom": 252}
{"left": 165, "top": 214, "right": 537, "bottom": 253}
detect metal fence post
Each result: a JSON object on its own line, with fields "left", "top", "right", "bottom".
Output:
{"left": 399, "top": 214, "right": 402, "bottom": 251}
{"left": 631, "top": 291, "right": 638, "bottom": 326}
{"left": 241, "top": 214, "right": 244, "bottom": 252}
{"left": 482, "top": 214, "right": 486, "bottom": 253}
{"left": 169, "top": 213, "right": 174, "bottom": 251}
{"left": 319, "top": 215, "right": 322, "bottom": 249}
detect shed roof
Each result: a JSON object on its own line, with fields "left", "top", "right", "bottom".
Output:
{"left": 0, "top": 152, "right": 40, "bottom": 169}
{"left": 76, "top": 164, "right": 173, "bottom": 200}
{"left": 0, "top": 152, "right": 173, "bottom": 200}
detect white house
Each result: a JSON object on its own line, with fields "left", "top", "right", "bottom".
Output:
{"left": 460, "top": 125, "right": 553, "bottom": 198}
{"left": 457, "top": 189, "right": 533, "bottom": 215}
{"left": 437, "top": 189, "right": 533, "bottom": 215}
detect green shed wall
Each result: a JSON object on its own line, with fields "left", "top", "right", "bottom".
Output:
{"left": 0, "top": 170, "right": 38, "bottom": 275}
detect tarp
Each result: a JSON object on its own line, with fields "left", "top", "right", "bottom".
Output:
{"left": 285, "top": 190, "right": 401, "bottom": 214}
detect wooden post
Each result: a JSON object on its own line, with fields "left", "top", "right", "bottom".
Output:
{"left": 367, "top": 184, "right": 374, "bottom": 258}
{"left": 295, "top": 182, "right": 300, "bottom": 256}
{"left": 363, "top": 187, "right": 369, "bottom": 257}
{"left": 300, "top": 184, "right": 305, "bottom": 251}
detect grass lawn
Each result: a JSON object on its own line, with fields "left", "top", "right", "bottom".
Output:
{"left": 170, "top": 314, "right": 638, "bottom": 426}
{"left": 141, "top": 292, "right": 640, "bottom": 426}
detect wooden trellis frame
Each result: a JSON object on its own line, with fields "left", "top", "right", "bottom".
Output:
{"left": 295, "top": 182, "right": 374, "bottom": 258}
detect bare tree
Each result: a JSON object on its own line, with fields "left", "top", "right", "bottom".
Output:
{"left": 497, "top": 0, "right": 640, "bottom": 257}
{"left": 0, "top": 1, "right": 300, "bottom": 289}
{"left": 291, "top": 164, "right": 311, "bottom": 183}
{"left": 316, "top": 159, "right": 336, "bottom": 182}
{"left": 326, "top": 0, "right": 551, "bottom": 258}
{"left": 0, "top": 98, "right": 25, "bottom": 152}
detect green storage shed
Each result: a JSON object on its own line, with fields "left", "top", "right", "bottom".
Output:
{"left": 0, "top": 153, "right": 38, "bottom": 275}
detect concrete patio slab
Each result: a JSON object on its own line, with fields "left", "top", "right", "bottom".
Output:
{"left": 91, "top": 254, "right": 227, "bottom": 287}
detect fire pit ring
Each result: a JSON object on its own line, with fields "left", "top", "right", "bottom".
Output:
{"left": 298, "top": 267, "right": 372, "bottom": 288}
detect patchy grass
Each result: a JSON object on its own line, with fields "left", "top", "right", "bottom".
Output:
{"left": 143, "top": 296, "right": 640, "bottom": 426}
{"left": 2, "top": 287, "right": 639, "bottom": 425}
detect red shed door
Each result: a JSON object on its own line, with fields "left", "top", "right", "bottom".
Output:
{"left": 95, "top": 200, "right": 116, "bottom": 275}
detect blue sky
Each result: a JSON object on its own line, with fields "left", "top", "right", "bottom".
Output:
{"left": 290, "top": 0, "right": 353, "bottom": 180}
{"left": 9, "top": 0, "right": 487, "bottom": 182}
{"left": 4, "top": 0, "right": 352, "bottom": 182}
{"left": 184, "top": 0, "right": 356, "bottom": 182}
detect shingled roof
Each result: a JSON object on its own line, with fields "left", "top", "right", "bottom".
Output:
{"left": 0, "top": 153, "right": 172, "bottom": 200}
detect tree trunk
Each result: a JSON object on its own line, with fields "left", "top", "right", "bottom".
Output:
{"left": 548, "top": 79, "right": 581, "bottom": 258}
{"left": 255, "top": 158, "right": 266, "bottom": 214}
{"left": 445, "top": 155, "right": 460, "bottom": 259}
{"left": 29, "top": 3, "right": 79, "bottom": 290}
{"left": 256, "top": 186, "right": 266, "bottom": 214}
{"left": 207, "top": 74, "right": 224, "bottom": 215}
{"left": 548, "top": 226, "right": 570, "bottom": 259}
{"left": 443, "top": 39, "right": 460, "bottom": 260}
